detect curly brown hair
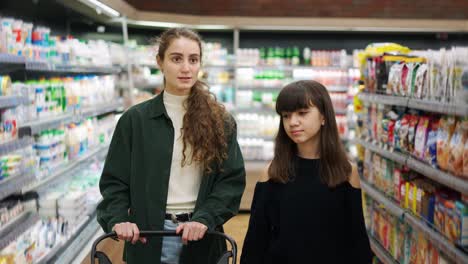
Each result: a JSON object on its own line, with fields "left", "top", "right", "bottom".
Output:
{"left": 156, "top": 28, "right": 232, "bottom": 173}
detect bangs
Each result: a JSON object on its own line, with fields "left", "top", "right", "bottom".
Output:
{"left": 276, "top": 82, "right": 313, "bottom": 114}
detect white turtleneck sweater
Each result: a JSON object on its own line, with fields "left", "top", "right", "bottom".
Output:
{"left": 163, "top": 91, "right": 202, "bottom": 214}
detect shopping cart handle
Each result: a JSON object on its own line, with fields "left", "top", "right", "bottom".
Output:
{"left": 91, "top": 230, "right": 237, "bottom": 264}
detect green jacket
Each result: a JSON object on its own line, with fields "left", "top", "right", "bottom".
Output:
{"left": 96, "top": 93, "right": 246, "bottom": 264}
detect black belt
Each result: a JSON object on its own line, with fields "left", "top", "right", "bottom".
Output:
{"left": 165, "top": 213, "right": 193, "bottom": 223}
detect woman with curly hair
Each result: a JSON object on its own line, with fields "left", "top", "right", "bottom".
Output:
{"left": 97, "top": 28, "right": 246, "bottom": 264}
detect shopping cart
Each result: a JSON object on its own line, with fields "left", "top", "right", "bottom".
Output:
{"left": 90, "top": 230, "right": 238, "bottom": 264}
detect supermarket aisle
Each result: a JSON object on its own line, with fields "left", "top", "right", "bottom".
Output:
{"left": 81, "top": 214, "right": 250, "bottom": 264}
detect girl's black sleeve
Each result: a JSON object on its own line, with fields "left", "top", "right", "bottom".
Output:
{"left": 240, "top": 182, "right": 270, "bottom": 264}
{"left": 345, "top": 185, "right": 373, "bottom": 264}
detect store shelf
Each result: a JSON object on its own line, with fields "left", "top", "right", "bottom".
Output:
{"left": 0, "top": 136, "right": 34, "bottom": 156}
{"left": 238, "top": 135, "right": 274, "bottom": 141}
{"left": 358, "top": 93, "right": 409, "bottom": 108}
{"left": 406, "top": 156, "right": 468, "bottom": 195}
{"left": 22, "top": 144, "right": 109, "bottom": 193}
{"left": 0, "top": 54, "right": 26, "bottom": 74}
{"left": 233, "top": 108, "right": 276, "bottom": 115}
{"left": 363, "top": 180, "right": 468, "bottom": 264}
{"left": 368, "top": 234, "right": 399, "bottom": 264}
{"left": 358, "top": 93, "right": 468, "bottom": 117}
{"left": 407, "top": 98, "right": 468, "bottom": 117}
{"left": 357, "top": 138, "right": 468, "bottom": 195}
{"left": 327, "top": 86, "right": 349, "bottom": 93}
{"left": 80, "top": 101, "right": 123, "bottom": 118}
{"left": 40, "top": 212, "right": 100, "bottom": 264}
{"left": 0, "top": 170, "right": 35, "bottom": 201}
{"left": 361, "top": 181, "right": 405, "bottom": 218}
{"left": 236, "top": 65, "right": 347, "bottom": 71}
{"left": 20, "top": 113, "right": 75, "bottom": 135}
{"left": 25, "top": 60, "right": 121, "bottom": 75}
{"left": 356, "top": 139, "right": 407, "bottom": 165}
{"left": 237, "top": 85, "right": 283, "bottom": 91}
{"left": 0, "top": 211, "right": 39, "bottom": 250}
{"left": 334, "top": 108, "right": 348, "bottom": 115}
{"left": 405, "top": 213, "right": 468, "bottom": 264}
{"left": 203, "top": 64, "right": 235, "bottom": 69}
{"left": 0, "top": 95, "right": 27, "bottom": 109}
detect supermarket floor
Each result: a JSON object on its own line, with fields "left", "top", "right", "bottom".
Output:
{"left": 80, "top": 213, "right": 250, "bottom": 264}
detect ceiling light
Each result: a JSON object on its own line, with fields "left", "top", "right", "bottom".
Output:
{"left": 80, "top": 0, "right": 120, "bottom": 17}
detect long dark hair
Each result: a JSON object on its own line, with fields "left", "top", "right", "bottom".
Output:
{"left": 268, "top": 80, "right": 351, "bottom": 187}
{"left": 156, "top": 28, "right": 232, "bottom": 173}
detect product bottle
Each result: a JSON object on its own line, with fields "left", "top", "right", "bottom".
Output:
{"left": 303, "top": 47, "right": 311, "bottom": 65}
{"left": 292, "top": 46, "right": 300, "bottom": 66}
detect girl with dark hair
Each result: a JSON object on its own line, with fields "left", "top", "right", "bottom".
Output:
{"left": 97, "top": 28, "right": 246, "bottom": 264}
{"left": 241, "top": 80, "right": 372, "bottom": 264}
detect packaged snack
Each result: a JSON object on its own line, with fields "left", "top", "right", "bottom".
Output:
{"left": 398, "top": 114, "right": 410, "bottom": 152}
{"left": 435, "top": 193, "right": 446, "bottom": 232}
{"left": 394, "top": 119, "right": 402, "bottom": 151}
{"left": 388, "top": 120, "right": 396, "bottom": 149}
{"left": 414, "top": 116, "right": 430, "bottom": 160}
{"left": 425, "top": 117, "right": 440, "bottom": 168}
{"left": 400, "top": 63, "right": 410, "bottom": 96}
{"left": 395, "top": 220, "right": 407, "bottom": 263}
{"left": 403, "top": 63, "right": 415, "bottom": 97}
{"left": 464, "top": 135, "right": 468, "bottom": 178}
{"left": 387, "top": 63, "right": 403, "bottom": 95}
{"left": 445, "top": 200, "right": 459, "bottom": 243}
{"left": 437, "top": 116, "right": 456, "bottom": 171}
{"left": 408, "top": 63, "right": 420, "bottom": 98}
{"left": 448, "top": 118, "right": 467, "bottom": 176}
{"left": 417, "top": 232, "right": 429, "bottom": 264}
{"left": 455, "top": 201, "right": 468, "bottom": 246}
{"left": 407, "top": 114, "right": 419, "bottom": 154}
{"left": 414, "top": 64, "right": 428, "bottom": 99}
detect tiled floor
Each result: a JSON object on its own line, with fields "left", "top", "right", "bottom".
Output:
{"left": 82, "top": 213, "right": 250, "bottom": 264}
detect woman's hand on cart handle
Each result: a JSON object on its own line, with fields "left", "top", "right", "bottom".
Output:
{"left": 176, "top": 221, "right": 208, "bottom": 245}
{"left": 112, "top": 222, "right": 148, "bottom": 245}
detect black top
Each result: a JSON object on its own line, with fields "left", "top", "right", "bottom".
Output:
{"left": 241, "top": 157, "right": 373, "bottom": 264}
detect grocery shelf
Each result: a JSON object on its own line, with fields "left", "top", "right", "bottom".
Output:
{"left": 0, "top": 54, "right": 121, "bottom": 76}
{"left": 0, "top": 95, "right": 27, "bottom": 109}
{"left": 0, "top": 170, "right": 35, "bottom": 201}
{"left": 357, "top": 138, "right": 468, "bottom": 195}
{"left": 236, "top": 65, "right": 348, "bottom": 71}
{"left": 368, "top": 234, "right": 399, "bottom": 264}
{"left": 406, "top": 156, "right": 468, "bottom": 195}
{"left": 80, "top": 100, "right": 123, "bottom": 118}
{"left": 0, "top": 136, "right": 34, "bottom": 156}
{"left": 25, "top": 60, "right": 121, "bottom": 75}
{"left": 327, "top": 86, "right": 349, "bottom": 93}
{"left": 0, "top": 53, "right": 25, "bottom": 64}
{"left": 361, "top": 181, "right": 405, "bottom": 218}
{"left": 362, "top": 181, "right": 468, "bottom": 264}
{"left": 405, "top": 213, "right": 468, "bottom": 264}
{"left": 203, "top": 64, "right": 235, "bottom": 69}
{"left": 334, "top": 108, "right": 348, "bottom": 115}
{"left": 0, "top": 54, "right": 26, "bottom": 74}
{"left": 18, "top": 101, "right": 122, "bottom": 136}
{"left": 358, "top": 93, "right": 409, "bottom": 107}
{"left": 356, "top": 139, "right": 407, "bottom": 165}
{"left": 238, "top": 135, "right": 275, "bottom": 141}
{"left": 0, "top": 211, "right": 39, "bottom": 250}
{"left": 407, "top": 98, "right": 468, "bottom": 117}
{"left": 22, "top": 144, "right": 110, "bottom": 193}
{"left": 358, "top": 93, "right": 468, "bottom": 117}
{"left": 237, "top": 85, "right": 283, "bottom": 91}
{"left": 233, "top": 108, "right": 276, "bottom": 115}
{"left": 20, "top": 113, "right": 75, "bottom": 135}
{"left": 40, "top": 212, "right": 100, "bottom": 264}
